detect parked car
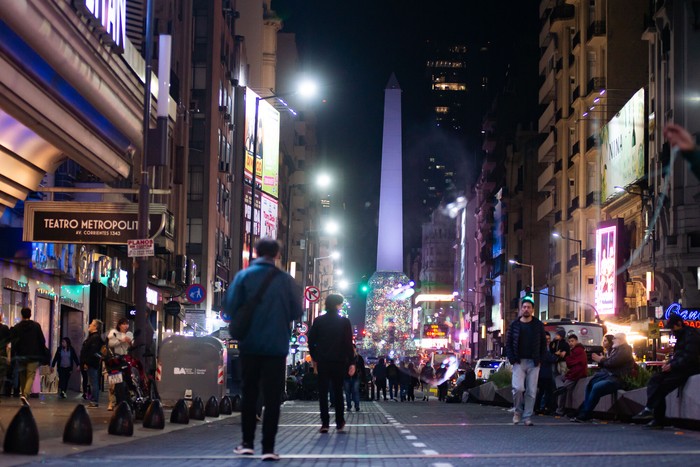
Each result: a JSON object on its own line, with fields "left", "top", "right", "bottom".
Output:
{"left": 474, "top": 359, "right": 508, "bottom": 382}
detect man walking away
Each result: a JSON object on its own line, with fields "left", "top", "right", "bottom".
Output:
{"left": 373, "top": 358, "right": 387, "bottom": 401}
{"left": 505, "top": 296, "right": 547, "bottom": 426}
{"left": 9, "top": 307, "right": 46, "bottom": 406}
{"left": 343, "top": 344, "right": 366, "bottom": 411}
{"left": 308, "top": 294, "right": 354, "bottom": 434}
{"left": 386, "top": 359, "right": 399, "bottom": 401}
{"left": 225, "top": 238, "right": 302, "bottom": 461}
{"left": 554, "top": 334, "right": 588, "bottom": 416}
{"left": 632, "top": 314, "right": 700, "bottom": 429}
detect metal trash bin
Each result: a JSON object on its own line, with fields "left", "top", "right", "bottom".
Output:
{"left": 157, "top": 335, "right": 227, "bottom": 406}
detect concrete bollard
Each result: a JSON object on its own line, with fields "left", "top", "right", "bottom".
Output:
{"left": 205, "top": 396, "right": 220, "bottom": 417}
{"left": 108, "top": 401, "right": 134, "bottom": 436}
{"left": 189, "top": 396, "right": 205, "bottom": 420}
{"left": 3, "top": 405, "right": 39, "bottom": 455}
{"left": 63, "top": 404, "right": 93, "bottom": 445}
{"left": 143, "top": 399, "right": 165, "bottom": 429}
{"left": 219, "top": 395, "right": 233, "bottom": 415}
{"left": 170, "top": 399, "right": 190, "bottom": 424}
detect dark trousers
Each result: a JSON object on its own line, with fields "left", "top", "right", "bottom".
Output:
{"left": 388, "top": 379, "right": 399, "bottom": 399}
{"left": 375, "top": 379, "right": 387, "bottom": 400}
{"left": 57, "top": 367, "right": 72, "bottom": 393}
{"left": 81, "top": 367, "right": 89, "bottom": 395}
{"left": 240, "top": 355, "right": 286, "bottom": 453}
{"left": 646, "top": 371, "right": 691, "bottom": 423}
{"left": 536, "top": 376, "right": 556, "bottom": 412}
{"left": 317, "top": 360, "right": 346, "bottom": 428}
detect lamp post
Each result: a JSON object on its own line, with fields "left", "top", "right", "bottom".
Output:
{"left": 246, "top": 81, "right": 318, "bottom": 264}
{"left": 301, "top": 220, "right": 339, "bottom": 320}
{"left": 553, "top": 232, "right": 583, "bottom": 321}
{"left": 313, "top": 252, "right": 340, "bottom": 297}
{"left": 508, "top": 259, "right": 534, "bottom": 293}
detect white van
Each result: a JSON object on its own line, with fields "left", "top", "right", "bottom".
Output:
{"left": 542, "top": 319, "right": 605, "bottom": 362}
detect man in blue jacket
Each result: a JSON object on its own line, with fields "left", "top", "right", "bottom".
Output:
{"left": 225, "top": 238, "right": 302, "bottom": 461}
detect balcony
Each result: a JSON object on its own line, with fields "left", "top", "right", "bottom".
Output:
{"left": 571, "top": 141, "right": 580, "bottom": 157}
{"left": 539, "top": 41, "right": 556, "bottom": 75}
{"left": 555, "top": 159, "right": 563, "bottom": 173}
{"left": 538, "top": 130, "right": 556, "bottom": 163}
{"left": 584, "top": 248, "right": 595, "bottom": 264}
{"left": 586, "top": 77, "right": 606, "bottom": 97}
{"left": 550, "top": 4, "right": 575, "bottom": 25}
{"left": 571, "top": 85, "right": 581, "bottom": 103}
{"left": 554, "top": 210, "right": 562, "bottom": 223}
{"left": 587, "top": 21, "right": 606, "bottom": 45}
{"left": 538, "top": 100, "right": 556, "bottom": 134}
{"left": 538, "top": 163, "right": 556, "bottom": 192}
{"left": 537, "top": 195, "right": 555, "bottom": 221}
{"left": 567, "top": 196, "right": 579, "bottom": 218}
{"left": 585, "top": 191, "right": 600, "bottom": 207}
{"left": 552, "top": 261, "right": 562, "bottom": 276}
{"left": 572, "top": 31, "right": 581, "bottom": 51}
{"left": 539, "top": 0, "right": 554, "bottom": 18}
{"left": 585, "top": 134, "right": 598, "bottom": 153}
{"left": 539, "top": 69, "right": 556, "bottom": 104}
{"left": 567, "top": 253, "right": 580, "bottom": 271}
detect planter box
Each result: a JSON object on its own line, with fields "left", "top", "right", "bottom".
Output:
{"left": 666, "top": 374, "right": 700, "bottom": 420}
{"left": 612, "top": 388, "right": 646, "bottom": 418}
{"left": 469, "top": 382, "right": 496, "bottom": 403}
{"left": 495, "top": 387, "right": 514, "bottom": 405}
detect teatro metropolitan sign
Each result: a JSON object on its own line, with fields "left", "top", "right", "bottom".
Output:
{"left": 23, "top": 202, "right": 167, "bottom": 245}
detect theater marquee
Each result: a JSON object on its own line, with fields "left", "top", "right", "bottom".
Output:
{"left": 23, "top": 202, "right": 167, "bottom": 245}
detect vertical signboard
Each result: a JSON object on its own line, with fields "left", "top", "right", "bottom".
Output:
{"left": 595, "top": 219, "right": 624, "bottom": 315}
{"left": 261, "top": 193, "right": 278, "bottom": 239}
{"left": 243, "top": 88, "right": 280, "bottom": 197}
{"left": 242, "top": 185, "right": 261, "bottom": 269}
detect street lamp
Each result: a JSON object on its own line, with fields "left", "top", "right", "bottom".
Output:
{"left": 553, "top": 232, "right": 583, "bottom": 321}
{"left": 247, "top": 81, "right": 318, "bottom": 262}
{"left": 509, "top": 259, "right": 534, "bottom": 293}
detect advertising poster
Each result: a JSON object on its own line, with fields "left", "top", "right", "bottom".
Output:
{"left": 241, "top": 185, "right": 261, "bottom": 269}
{"left": 595, "top": 220, "right": 624, "bottom": 315}
{"left": 261, "top": 193, "right": 278, "bottom": 240}
{"left": 243, "top": 88, "right": 280, "bottom": 197}
{"left": 600, "top": 88, "right": 645, "bottom": 202}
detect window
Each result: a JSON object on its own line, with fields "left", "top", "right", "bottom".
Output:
{"left": 187, "top": 218, "right": 203, "bottom": 244}
{"left": 189, "top": 166, "right": 203, "bottom": 201}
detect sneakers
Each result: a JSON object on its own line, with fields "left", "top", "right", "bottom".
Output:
{"left": 336, "top": 422, "right": 346, "bottom": 432}
{"left": 233, "top": 444, "right": 254, "bottom": 455}
{"left": 554, "top": 409, "right": 565, "bottom": 417}
{"left": 88, "top": 402, "right": 99, "bottom": 408}
{"left": 632, "top": 408, "right": 654, "bottom": 422}
{"left": 20, "top": 396, "right": 30, "bottom": 407}
{"left": 261, "top": 453, "right": 280, "bottom": 462}
{"left": 512, "top": 412, "right": 521, "bottom": 424}
{"left": 59, "top": 391, "right": 67, "bottom": 399}
{"left": 643, "top": 419, "right": 664, "bottom": 430}
{"left": 319, "top": 426, "right": 329, "bottom": 433}
{"left": 523, "top": 419, "right": 534, "bottom": 426}
{"left": 355, "top": 407, "right": 360, "bottom": 412}
{"left": 107, "top": 404, "right": 114, "bottom": 411}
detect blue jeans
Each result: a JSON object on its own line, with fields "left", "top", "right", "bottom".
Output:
{"left": 578, "top": 374, "right": 620, "bottom": 419}
{"left": 87, "top": 367, "right": 100, "bottom": 404}
{"left": 512, "top": 359, "right": 540, "bottom": 420}
{"left": 344, "top": 377, "right": 360, "bottom": 410}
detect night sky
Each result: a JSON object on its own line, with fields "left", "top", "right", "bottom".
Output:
{"left": 271, "top": 0, "right": 539, "bottom": 324}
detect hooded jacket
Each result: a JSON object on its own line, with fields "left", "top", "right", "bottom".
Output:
{"left": 670, "top": 326, "right": 700, "bottom": 375}
{"left": 598, "top": 343, "right": 635, "bottom": 380}
{"left": 564, "top": 343, "right": 588, "bottom": 381}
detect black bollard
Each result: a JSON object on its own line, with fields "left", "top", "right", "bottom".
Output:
{"left": 142, "top": 399, "right": 165, "bottom": 429}
{"left": 3, "top": 405, "right": 39, "bottom": 455}
{"left": 219, "top": 395, "right": 233, "bottom": 415}
{"left": 205, "top": 396, "right": 220, "bottom": 418}
{"left": 108, "top": 401, "right": 134, "bottom": 436}
{"left": 189, "top": 396, "right": 205, "bottom": 420}
{"left": 231, "top": 394, "right": 242, "bottom": 412}
{"left": 170, "top": 399, "right": 190, "bottom": 424}
{"left": 63, "top": 404, "right": 93, "bottom": 445}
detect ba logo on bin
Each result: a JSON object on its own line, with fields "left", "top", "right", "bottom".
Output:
{"left": 174, "top": 367, "right": 192, "bottom": 375}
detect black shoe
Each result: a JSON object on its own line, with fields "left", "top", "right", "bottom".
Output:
{"left": 632, "top": 408, "right": 654, "bottom": 422}
{"left": 355, "top": 407, "right": 360, "bottom": 412}
{"left": 643, "top": 419, "right": 664, "bottom": 430}
{"left": 319, "top": 426, "right": 329, "bottom": 433}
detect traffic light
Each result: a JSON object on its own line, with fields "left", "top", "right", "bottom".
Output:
{"left": 358, "top": 275, "right": 369, "bottom": 295}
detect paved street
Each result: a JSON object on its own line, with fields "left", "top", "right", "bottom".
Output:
{"left": 3, "top": 392, "right": 700, "bottom": 466}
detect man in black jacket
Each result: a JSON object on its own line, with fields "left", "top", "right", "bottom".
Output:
{"left": 633, "top": 314, "right": 700, "bottom": 428}
{"left": 80, "top": 319, "right": 104, "bottom": 408}
{"left": 308, "top": 294, "right": 354, "bottom": 433}
{"left": 9, "top": 307, "right": 46, "bottom": 405}
{"left": 505, "top": 296, "right": 547, "bottom": 426}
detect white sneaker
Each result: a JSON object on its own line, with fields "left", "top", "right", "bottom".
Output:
{"left": 262, "top": 453, "right": 280, "bottom": 461}
{"left": 233, "top": 444, "right": 254, "bottom": 455}
{"left": 512, "top": 412, "right": 521, "bottom": 424}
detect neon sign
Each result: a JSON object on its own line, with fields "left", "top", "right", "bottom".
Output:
{"left": 595, "top": 224, "right": 618, "bottom": 315}
{"left": 664, "top": 303, "right": 700, "bottom": 328}
{"left": 74, "top": 0, "right": 127, "bottom": 52}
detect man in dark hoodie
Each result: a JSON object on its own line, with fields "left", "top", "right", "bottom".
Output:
{"left": 9, "top": 307, "right": 46, "bottom": 405}
{"left": 372, "top": 358, "right": 387, "bottom": 401}
{"left": 571, "top": 332, "right": 635, "bottom": 422}
{"left": 633, "top": 313, "right": 700, "bottom": 429}
{"left": 505, "top": 296, "right": 547, "bottom": 426}
{"left": 308, "top": 294, "right": 354, "bottom": 434}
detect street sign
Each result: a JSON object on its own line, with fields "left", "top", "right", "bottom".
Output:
{"left": 127, "top": 238, "right": 154, "bottom": 257}
{"left": 219, "top": 310, "right": 232, "bottom": 323}
{"left": 186, "top": 284, "right": 206, "bottom": 304}
{"left": 297, "top": 334, "right": 308, "bottom": 345}
{"left": 648, "top": 322, "right": 661, "bottom": 339}
{"left": 164, "top": 300, "right": 182, "bottom": 317}
{"left": 299, "top": 323, "right": 308, "bottom": 334}
{"left": 304, "top": 286, "right": 320, "bottom": 303}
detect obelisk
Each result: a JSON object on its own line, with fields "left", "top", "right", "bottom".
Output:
{"left": 363, "top": 74, "right": 415, "bottom": 359}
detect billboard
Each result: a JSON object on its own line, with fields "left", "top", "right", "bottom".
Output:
{"left": 595, "top": 219, "right": 624, "bottom": 315}
{"left": 260, "top": 193, "right": 278, "bottom": 239}
{"left": 244, "top": 88, "right": 280, "bottom": 198}
{"left": 241, "top": 185, "right": 261, "bottom": 269}
{"left": 600, "top": 88, "right": 645, "bottom": 202}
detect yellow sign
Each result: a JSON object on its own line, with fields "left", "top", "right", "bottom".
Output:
{"left": 648, "top": 322, "right": 660, "bottom": 339}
